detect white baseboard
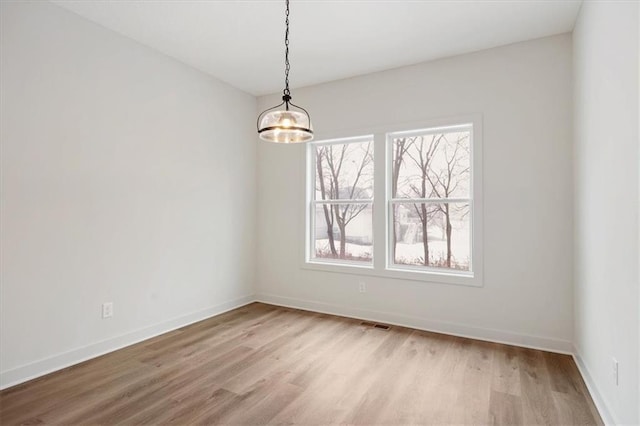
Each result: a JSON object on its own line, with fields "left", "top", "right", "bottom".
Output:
{"left": 0, "top": 295, "right": 256, "bottom": 390}
{"left": 255, "top": 293, "right": 574, "bottom": 354}
{"left": 572, "top": 348, "right": 616, "bottom": 426}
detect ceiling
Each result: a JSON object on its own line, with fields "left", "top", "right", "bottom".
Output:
{"left": 52, "top": 0, "right": 582, "bottom": 96}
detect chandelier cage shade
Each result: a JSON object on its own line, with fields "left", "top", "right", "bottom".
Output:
{"left": 257, "top": 0, "right": 313, "bottom": 143}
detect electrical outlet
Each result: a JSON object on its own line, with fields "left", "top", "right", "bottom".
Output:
{"left": 612, "top": 358, "right": 619, "bottom": 386}
{"left": 358, "top": 281, "right": 366, "bottom": 293}
{"left": 102, "top": 302, "right": 113, "bottom": 319}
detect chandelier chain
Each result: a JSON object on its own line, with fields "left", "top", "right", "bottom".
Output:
{"left": 284, "top": 0, "right": 290, "bottom": 97}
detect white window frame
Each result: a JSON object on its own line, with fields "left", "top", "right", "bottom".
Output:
{"left": 305, "top": 135, "right": 375, "bottom": 268}
{"left": 303, "top": 114, "right": 483, "bottom": 287}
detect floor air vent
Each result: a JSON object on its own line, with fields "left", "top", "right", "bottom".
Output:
{"left": 361, "top": 321, "right": 390, "bottom": 330}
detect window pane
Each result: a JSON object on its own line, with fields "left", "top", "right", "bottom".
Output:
{"left": 392, "top": 202, "right": 470, "bottom": 271}
{"left": 391, "top": 130, "right": 471, "bottom": 199}
{"left": 315, "top": 141, "right": 374, "bottom": 200}
{"left": 313, "top": 203, "right": 372, "bottom": 263}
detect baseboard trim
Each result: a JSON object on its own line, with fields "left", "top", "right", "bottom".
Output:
{"left": 0, "top": 294, "right": 256, "bottom": 390}
{"left": 255, "top": 293, "right": 574, "bottom": 354}
{"left": 572, "top": 347, "right": 616, "bottom": 426}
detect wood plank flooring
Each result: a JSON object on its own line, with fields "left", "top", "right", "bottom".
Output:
{"left": 0, "top": 302, "right": 603, "bottom": 425}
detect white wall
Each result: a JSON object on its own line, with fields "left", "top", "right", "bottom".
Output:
{"left": 0, "top": 1, "right": 257, "bottom": 387}
{"left": 573, "top": 1, "right": 640, "bottom": 424}
{"left": 256, "top": 35, "right": 574, "bottom": 352}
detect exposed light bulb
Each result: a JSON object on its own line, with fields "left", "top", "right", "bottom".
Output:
{"left": 279, "top": 113, "right": 296, "bottom": 128}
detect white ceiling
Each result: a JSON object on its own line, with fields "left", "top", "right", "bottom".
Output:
{"left": 52, "top": 0, "right": 582, "bottom": 96}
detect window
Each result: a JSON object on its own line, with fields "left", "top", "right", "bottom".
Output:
{"left": 388, "top": 125, "right": 473, "bottom": 274}
{"left": 308, "top": 136, "right": 374, "bottom": 265}
{"left": 305, "top": 117, "right": 482, "bottom": 286}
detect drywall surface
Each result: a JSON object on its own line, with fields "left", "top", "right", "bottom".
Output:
{"left": 256, "top": 35, "right": 574, "bottom": 351}
{"left": 0, "top": 1, "right": 257, "bottom": 387}
{"left": 573, "top": 1, "right": 640, "bottom": 424}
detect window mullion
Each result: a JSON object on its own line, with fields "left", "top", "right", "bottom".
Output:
{"left": 372, "top": 132, "right": 387, "bottom": 271}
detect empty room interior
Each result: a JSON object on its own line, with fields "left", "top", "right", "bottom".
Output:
{"left": 0, "top": 0, "right": 639, "bottom": 425}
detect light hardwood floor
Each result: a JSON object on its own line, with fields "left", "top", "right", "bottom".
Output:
{"left": 0, "top": 302, "right": 602, "bottom": 425}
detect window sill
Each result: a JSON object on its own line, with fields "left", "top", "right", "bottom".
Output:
{"left": 301, "top": 260, "right": 482, "bottom": 288}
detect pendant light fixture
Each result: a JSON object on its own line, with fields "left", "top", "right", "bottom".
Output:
{"left": 257, "top": 0, "right": 313, "bottom": 143}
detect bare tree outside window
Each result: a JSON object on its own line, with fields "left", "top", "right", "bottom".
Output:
{"left": 312, "top": 139, "right": 373, "bottom": 263}
{"left": 391, "top": 128, "right": 472, "bottom": 271}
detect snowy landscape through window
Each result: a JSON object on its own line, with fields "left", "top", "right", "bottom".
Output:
{"left": 306, "top": 122, "right": 476, "bottom": 279}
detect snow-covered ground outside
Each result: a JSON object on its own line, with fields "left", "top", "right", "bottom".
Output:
{"left": 314, "top": 237, "right": 470, "bottom": 270}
